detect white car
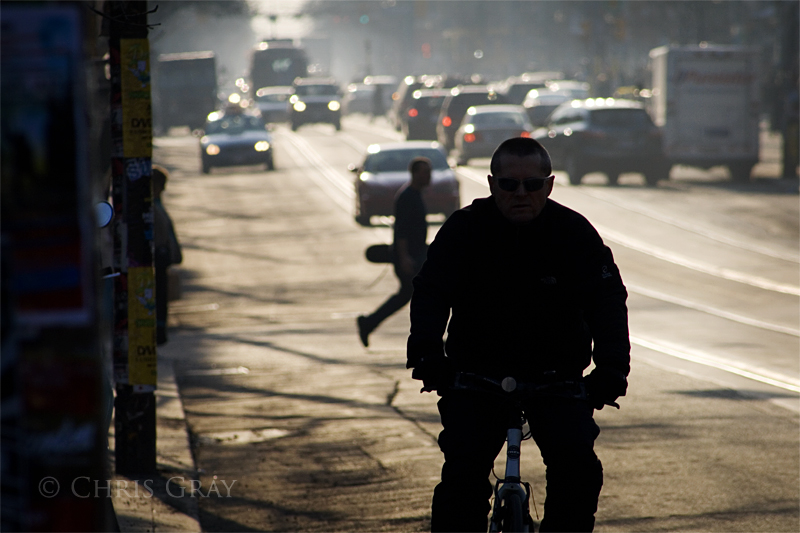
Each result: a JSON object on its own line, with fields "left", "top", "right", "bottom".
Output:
{"left": 254, "top": 86, "right": 293, "bottom": 124}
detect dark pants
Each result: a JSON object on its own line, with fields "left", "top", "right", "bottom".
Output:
{"left": 362, "top": 263, "right": 415, "bottom": 332}
{"left": 155, "top": 249, "right": 169, "bottom": 345}
{"left": 431, "top": 391, "right": 603, "bottom": 532}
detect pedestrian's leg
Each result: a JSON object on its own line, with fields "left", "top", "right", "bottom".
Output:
{"left": 431, "top": 392, "right": 507, "bottom": 532}
{"left": 155, "top": 253, "right": 169, "bottom": 345}
{"left": 528, "top": 398, "right": 603, "bottom": 532}
{"left": 358, "top": 269, "right": 413, "bottom": 342}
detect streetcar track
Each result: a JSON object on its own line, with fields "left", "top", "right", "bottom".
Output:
{"left": 632, "top": 335, "right": 800, "bottom": 394}
{"left": 627, "top": 283, "right": 799, "bottom": 337}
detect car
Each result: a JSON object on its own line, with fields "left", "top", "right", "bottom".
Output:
{"left": 350, "top": 141, "right": 461, "bottom": 226}
{"left": 543, "top": 79, "right": 591, "bottom": 99}
{"left": 522, "top": 81, "right": 591, "bottom": 126}
{"left": 522, "top": 91, "right": 572, "bottom": 127}
{"left": 490, "top": 71, "right": 565, "bottom": 104}
{"left": 254, "top": 86, "right": 293, "bottom": 123}
{"left": 533, "top": 98, "right": 668, "bottom": 186}
{"left": 388, "top": 74, "right": 443, "bottom": 131}
{"left": 436, "top": 85, "right": 509, "bottom": 153}
{"left": 453, "top": 105, "right": 534, "bottom": 166}
{"left": 363, "top": 75, "right": 398, "bottom": 116}
{"left": 402, "top": 88, "right": 450, "bottom": 140}
{"left": 290, "top": 77, "right": 342, "bottom": 131}
{"left": 199, "top": 109, "right": 274, "bottom": 174}
{"left": 342, "top": 83, "right": 374, "bottom": 115}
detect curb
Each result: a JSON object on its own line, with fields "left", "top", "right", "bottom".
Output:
{"left": 110, "top": 357, "right": 201, "bottom": 532}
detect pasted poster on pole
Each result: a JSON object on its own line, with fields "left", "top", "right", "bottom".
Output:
{"left": 120, "top": 38, "right": 156, "bottom": 388}
{"left": 127, "top": 266, "right": 157, "bottom": 386}
{"left": 120, "top": 38, "right": 152, "bottom": 157}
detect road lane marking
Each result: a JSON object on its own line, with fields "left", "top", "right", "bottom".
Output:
{"left": 632, "top": 335, "right": 800, "bottom": 393}
{"left": 278, "top": 130, "right": 354, "bottom": 214}
{"left": 457, "top": 166, "right": 800, "bottom": 296}
{"left": 627, "top": 283, "right": 799, "bottom": 337}
{"left": 339, "top": 118, "right": 406, "bottom": 142}
{"left": 580, "top": 188, "right": 799, "bottom": 263}
{"left": 597, "top": 225, "right": 800, "bottom": 296}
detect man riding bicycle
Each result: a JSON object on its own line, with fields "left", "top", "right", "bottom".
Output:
{"left": 407, "top": 137, "right": 630, "bottom": 532}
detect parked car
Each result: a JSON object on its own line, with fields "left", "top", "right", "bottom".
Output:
{"left": 402, "top": 88, "right": 450, "bottom": 140}
{"left": 342, "top": 83, "right": 374, "bottom": 115}
{"left": 437, "top": 86, "right": 509, "bottom": 153}
{"left": 290, "top": 77, "right": 342, "bottom": 131}
{"left": 254, "top": 86, "right": 293, "bottom": 123}
{"left": 199, "top": 109, "right": 274, "bottom": 173}
{"left": 350, "top": 141, "right": 461, "bottom": 226}
{"left": 533, "top": 98, "right": 668, "bottom": 186}
{"left": 453, "top": 105, "right": 534, "bottom": 166}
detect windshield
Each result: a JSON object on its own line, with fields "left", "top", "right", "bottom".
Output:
{"left": 472, "top": 112, "right": 527, "bottom": 127}
{"left": 256, "top": 93, "right": 289, "bottom": 103}
{"left": 205, "top": 115, "right": 265, "bottom": 135}
{"left": 364, "top": 148, "right": 449, "bottom": 173}
{"left": 295, "top": 84, "right": 339, "bottom": 97}
{"left": 590, "top": 109, "right": 652, "bottom": 128}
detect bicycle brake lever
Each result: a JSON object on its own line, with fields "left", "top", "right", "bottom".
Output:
{"left": 607, "top": 401, "right": 620, "bottom": 409}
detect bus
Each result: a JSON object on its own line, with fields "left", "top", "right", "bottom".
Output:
{"left": 249, "top": 40, "right": 308, "bottom": 91}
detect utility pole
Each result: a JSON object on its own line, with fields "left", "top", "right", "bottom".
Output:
{"left": 109, "top": 0, "right": 157, "bottom": 476}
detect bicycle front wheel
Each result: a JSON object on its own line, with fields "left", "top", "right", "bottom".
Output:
{"left": 502, "top": 492, "right": 527, "bottom": 532}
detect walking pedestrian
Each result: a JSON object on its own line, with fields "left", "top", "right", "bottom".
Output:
{"left": 357, "top": 157, "right": 432, "bottom": 347}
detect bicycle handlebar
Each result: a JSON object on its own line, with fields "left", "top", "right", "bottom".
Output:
{"left": 447, "top": 372, "right": 620, "bottom": 409}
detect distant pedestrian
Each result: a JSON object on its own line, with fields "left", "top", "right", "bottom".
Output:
{"left": 358, "top": 157, "right": 431, "bottom": 347}
{"left": 152, "top": 164, "right": 183, "bottom": 345}
{"left": 371, "top": 83, "right": 385, "bottom": 120}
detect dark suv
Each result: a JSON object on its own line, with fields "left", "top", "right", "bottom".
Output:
{"left": 402, "top": 88, "right": 450, "bottom": 140}
{"left": 533, "top": 99, "right": 668, "bottom": 186}
{"left": 436, "top": 86, "right": 508, "bottom": 153}
{"left": 290, "top": 77, "right": 342, "bottom": 131}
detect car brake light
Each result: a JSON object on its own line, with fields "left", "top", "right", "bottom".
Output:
{"left": 520, "top": 131, "right": 531, "bottom": 138}
{"left": 408, "top": 108, "right": 418, "bottom": 117}
{"left": 464, "top": 133, "right": 476, "bottom": 143}
{"left": 442, "top": 116, "right": 452, "bottom": 127}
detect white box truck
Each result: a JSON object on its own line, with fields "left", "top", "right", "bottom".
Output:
{"left": 649, "top": 45, "right": 760, "bottom": 182}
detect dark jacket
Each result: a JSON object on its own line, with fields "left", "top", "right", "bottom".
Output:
{"left": 407, "top": 196, "right": 630, "bottom": 381}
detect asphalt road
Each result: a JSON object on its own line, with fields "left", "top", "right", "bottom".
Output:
{"left": 154, "top": 115, "right": 798, "bottom": 532}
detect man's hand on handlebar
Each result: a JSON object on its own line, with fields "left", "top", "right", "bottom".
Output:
{"left": 411, "top": 356, "right": 454, "bottom": 395}
{"left": 583, "top": 366, "right": 627, "bottom": 410}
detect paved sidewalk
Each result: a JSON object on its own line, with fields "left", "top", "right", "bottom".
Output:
{"left": 109, "top": 355, "right": 201, "bottom": 532}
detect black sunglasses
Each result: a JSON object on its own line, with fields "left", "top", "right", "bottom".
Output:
{"left": 496, "top": 176, "right": 553, "bottom": 192}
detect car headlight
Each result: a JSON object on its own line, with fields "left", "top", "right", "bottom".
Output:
{"left": 293, "top": 101, "right": 306, "bottom": 112}
{"left": 205, "top": 144, "right": 220, "bottom": 155}
{"left": 328, "top": 101, "right": 341, "bottom": 111}
{"left": 254, "top": 141, "right": 270, "bottom": 152}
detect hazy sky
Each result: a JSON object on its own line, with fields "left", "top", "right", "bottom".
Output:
{"left": 249, "top": 0, "right": 312, "bottom": 40}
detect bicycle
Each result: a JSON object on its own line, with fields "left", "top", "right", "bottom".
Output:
{"left": 449, "top": 371, "right": 617, "bottom": 533}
